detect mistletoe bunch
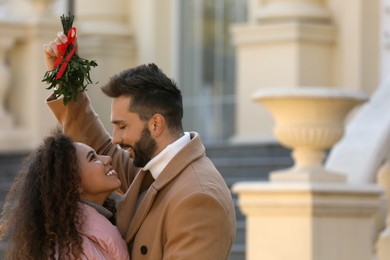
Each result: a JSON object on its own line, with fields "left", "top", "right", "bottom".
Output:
{"left": 42, "top": 14, "right": 98, "bottom": 105}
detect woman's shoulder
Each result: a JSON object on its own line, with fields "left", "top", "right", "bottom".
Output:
{"left": 79, "top": 203, "right": 130, "bottom": 260}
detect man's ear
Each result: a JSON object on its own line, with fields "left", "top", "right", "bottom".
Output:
{"left": 150, "top": 114, "right": 165, "bottom": 136}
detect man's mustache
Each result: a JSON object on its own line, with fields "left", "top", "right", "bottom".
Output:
{"left": 120, "top": 144, "right": 132, "bottom": 150}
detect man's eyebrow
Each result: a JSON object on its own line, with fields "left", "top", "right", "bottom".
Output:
{"left": 111, "top": 120, "right": 126, "bottom": 124}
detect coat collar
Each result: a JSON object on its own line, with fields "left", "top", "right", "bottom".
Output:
{"left": 122, "top": 132, "right": 205, "bottom": 243}
{"left": 152, "top": 132, "right": 204, "bottom": 191}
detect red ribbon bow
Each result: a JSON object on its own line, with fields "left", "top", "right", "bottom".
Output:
{"left": 54, "top": 27, "right": 77, "bottom": 80}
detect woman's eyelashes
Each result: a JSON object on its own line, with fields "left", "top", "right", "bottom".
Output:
{"left": 87, "top": 150, "right": 97, "bottom": 162}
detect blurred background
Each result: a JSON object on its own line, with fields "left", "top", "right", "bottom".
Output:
{"left": 1, "top": 0, "right": 389, "bottom": 259}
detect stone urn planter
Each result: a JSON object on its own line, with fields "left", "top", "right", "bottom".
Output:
{"left": 252, "top": 87, "right": 368, "bottom": 183}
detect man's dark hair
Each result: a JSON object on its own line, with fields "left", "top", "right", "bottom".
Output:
{"left": 102, "top": 63, "right": 183, "bottom": 133}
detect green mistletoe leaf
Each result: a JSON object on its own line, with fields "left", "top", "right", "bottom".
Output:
{"left": 42, "top": 13, "right": 98, "bottom": 105}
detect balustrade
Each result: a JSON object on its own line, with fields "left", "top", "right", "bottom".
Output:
{"left": 0, "top": 20, "right": 31, "bottom": 152}
{"left": 0, "top": 0, "right": 58, "bottom": 152}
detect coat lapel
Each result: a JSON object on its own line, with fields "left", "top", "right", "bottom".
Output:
{"left": 116, "top": 169, "right": 145, "bottom": 237}
{"left": 122, "top": 133, "right": 206, "bottom": 243}
{"left": 125, "top": 186, "right": 158, "bottom": 242}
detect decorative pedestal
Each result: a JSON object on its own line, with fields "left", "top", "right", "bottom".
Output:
{"left": 252, "top": 87, "right": 367, "bottom": 183}
{"left": 232, "top": 182, "right": 382, "bottom": 260}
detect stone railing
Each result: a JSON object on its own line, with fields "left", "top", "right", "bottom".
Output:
{"left": 0, "top": 0, "right": 60, "bottom": 153}
{"left": 323, "top": 77, "right": 390, "bottom": 259}
{"left": 0, "top": 19, "right": 31, "bottom": 152}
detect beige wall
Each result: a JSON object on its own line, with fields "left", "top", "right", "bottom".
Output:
{"left": 130, "top": 0, "right": 176, "bottom": 76}
{"left": 328, "top": 0, "right": 380, "bottom": 94}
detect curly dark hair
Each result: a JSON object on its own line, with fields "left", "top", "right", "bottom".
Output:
{"left": 101, "top": 63, "right": 184, "bottom": 135}
{"left": 0, "top": 129, "right": 116, "bottom": 259}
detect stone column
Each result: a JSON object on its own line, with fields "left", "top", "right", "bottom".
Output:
{"left": 74, "top": 0, "right": 136, "bottom": 132}
{"left": 76, "top": 0, "right": 129, "bottom": 35}
{"left": 231, "top": 0, "right": 336, "bottom": 142}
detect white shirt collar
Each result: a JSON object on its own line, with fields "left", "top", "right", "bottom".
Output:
{"left": 142, "top": 132, "right": 191, "bottom": 180}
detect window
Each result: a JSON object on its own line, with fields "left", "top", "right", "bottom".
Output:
{"left": 178, "top": 0, "right": 247, "bottom": 143}
{"left": 382, "top": 0, "right": 390, "bottom": 80}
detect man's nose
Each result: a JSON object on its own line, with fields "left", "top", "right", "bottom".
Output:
{"left": 112, "top": 129, "right": 121, "bottom": 145}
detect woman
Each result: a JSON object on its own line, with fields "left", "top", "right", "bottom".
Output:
{"left": 0, "top": 129, "right": 129, "bottom": 259}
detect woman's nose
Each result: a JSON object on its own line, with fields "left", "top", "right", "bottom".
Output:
{"left": 100, "top": 155, "right": 112, "bottom": 165}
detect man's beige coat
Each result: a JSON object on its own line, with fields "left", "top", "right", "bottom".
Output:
{"left": 47, "top": 93, "right": 236, "bottom": 260}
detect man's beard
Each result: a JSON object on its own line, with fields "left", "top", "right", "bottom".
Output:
{"left": 132, "top": 125, "right": 157, "bottom": 168}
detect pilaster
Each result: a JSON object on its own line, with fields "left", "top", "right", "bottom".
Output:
{"left": 75, "top": 0, "right": 136, "bottom": 132}
{"left": 231, "top": 0, "right": 336, "bottom": 142}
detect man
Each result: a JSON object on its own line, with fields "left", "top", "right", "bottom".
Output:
{"left": 44, "top": 32, "right": 236, "bottom": 259}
